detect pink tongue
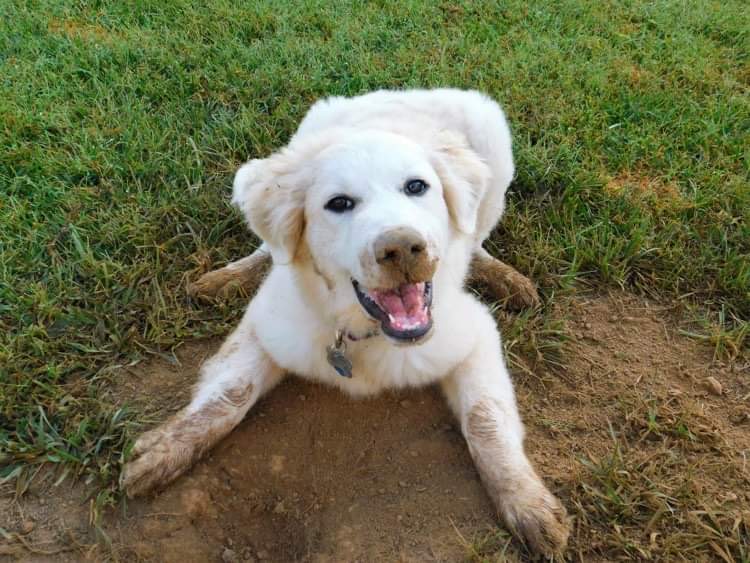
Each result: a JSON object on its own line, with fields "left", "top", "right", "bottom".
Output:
{"left": 372, "top": 283, "right": 427, "bottom": 329}
{"left": 401, "top": 283, "right": 425, "bottom": 315}
{"left": 377, "top": 291, "right": 407, "bottom": 317}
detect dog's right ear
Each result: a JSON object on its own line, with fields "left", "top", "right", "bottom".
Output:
{"left": 232, "top": 150, "right": 307, "bottom": 264}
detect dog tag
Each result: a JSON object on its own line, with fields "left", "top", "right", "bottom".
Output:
{"left": 326, "top": 331, "right": 353, "bottom": 378}
{"left": 326, "top": 346, "right": 353, "bottom": 378}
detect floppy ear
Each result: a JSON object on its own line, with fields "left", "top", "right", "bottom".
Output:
{"left": 232, "top": 149, "right": 307, "bottom": 264}
{"left": 431, "top": 131, "right": 491, "bottom": 235}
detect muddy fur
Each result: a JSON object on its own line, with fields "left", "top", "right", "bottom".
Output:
{"left": 466, "top": 398, "right": 569, "bottom": 556}
{"left": 187, "top": 249, "right": 272, "bottom": 299}
{"left": 469, "top": 247, "right": 540, "bottom": 310}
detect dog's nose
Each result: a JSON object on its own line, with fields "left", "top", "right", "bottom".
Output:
{"left": 373, "top": 228, "right": 434, "bottom": 282}
{"left": 375, "top": 228, "right": 426, "bottom": 265}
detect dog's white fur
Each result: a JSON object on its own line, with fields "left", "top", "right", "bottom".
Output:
{"left": 122, "top": 89, "right": 569, "bottom": 555}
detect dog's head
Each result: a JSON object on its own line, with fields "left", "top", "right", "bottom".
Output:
{"left": 233, "top": 129, "right": 490, "bottom": 344}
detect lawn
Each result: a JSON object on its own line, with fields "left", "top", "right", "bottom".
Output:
{"left": 1, "top": 0, "right": 748, "bottom": 559}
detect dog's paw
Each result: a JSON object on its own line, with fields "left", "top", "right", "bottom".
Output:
{"left": 120, "top": 421, "right": 200, "bottom": 498}
{"left": 469, "top": 255, "right": 541, "bottom": 310}
{"left": 187, "top": 268, "right": 241, "bottom": 299}
{"left": 498, "top": 478, "right": 570, "bottom": 557}
{"left": 501, "top": 270, "right": 541, "bottom": 311}
{"left": 187, "top": 254, "right": 271, "bottom": 300}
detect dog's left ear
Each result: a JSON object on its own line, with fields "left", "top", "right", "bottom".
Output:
{"left": 431, "top": 131, "right": 491, "bottom": 235}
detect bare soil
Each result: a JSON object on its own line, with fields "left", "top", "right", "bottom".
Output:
{"left": 2, "top": 292, "right": 748, "bottom": 562}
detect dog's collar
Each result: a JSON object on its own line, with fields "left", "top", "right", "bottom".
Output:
{"left": 346, "top": 327, "right": 380, "bottom": 342}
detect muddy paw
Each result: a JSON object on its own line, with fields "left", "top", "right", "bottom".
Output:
{"left": 499, "top": 480, "right": 570, "bottom": 557}
{"left": 497, "top": 270, "right": 540, "bottom": 310}
{"left": 120, "top": 421, "right": 200, "bottom": 498}
{"left": 469, "top": 253, "right": 541, "bottom": 311}
{"left": 187, "top": 268, "right": 243, "bottom": 299}
{"left": 187, "top": 253, "right": 271, "bottom": 300}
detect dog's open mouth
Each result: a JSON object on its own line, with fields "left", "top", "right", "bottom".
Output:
{"left": 352, "top": 280, "right": 433, "bottom": 342}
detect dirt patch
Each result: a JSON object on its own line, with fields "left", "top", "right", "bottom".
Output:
{"left": 2, "top": 292, "right": 748, "bottom": 561}
{"left": 603, "top": 170, "right": 690, "bottom": 212}
{"left": 47, "top": 19, "right": 120, "bottom": 44}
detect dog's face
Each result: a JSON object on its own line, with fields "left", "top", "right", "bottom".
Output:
{"left": 233, "top": 129, "right": 489, "bottom": 344}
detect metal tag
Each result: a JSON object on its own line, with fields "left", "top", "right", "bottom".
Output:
{"left": 326, "top": 330, "right": 353, "bottom": 378}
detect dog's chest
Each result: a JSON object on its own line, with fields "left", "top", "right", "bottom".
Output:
{"left": 249, "top": 269, "right": 480, "bottom": 397}
{"left": 285, "top": 330, "right": 471, "bottom": 397}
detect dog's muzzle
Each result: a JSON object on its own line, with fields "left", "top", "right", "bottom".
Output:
{"left": 351, "top": 228, "right": 436, "bottom": 343}
{"left": 352, "top": 279, "right": 433, "bottom": 342}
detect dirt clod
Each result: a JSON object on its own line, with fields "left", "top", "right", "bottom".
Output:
{"left": 705, "top": 376, "right": 723, "bottom": 395}
{"left": 181, "top": 487, "right": 216, "bottom": 520}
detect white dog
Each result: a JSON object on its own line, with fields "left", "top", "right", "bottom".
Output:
{"left": 121, "top": 89, "right": 569, "bottom": 556}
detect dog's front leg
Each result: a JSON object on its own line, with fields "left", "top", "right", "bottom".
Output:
{"left": 121, "top": 323, "right": 283, "bottom": 497}
{"left": 441, "top": 338, "right": 569, "bottom": 557}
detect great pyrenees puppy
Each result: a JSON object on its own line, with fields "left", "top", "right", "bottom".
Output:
{"left": 122, "top": 89, "right": 569, "bottom": 556}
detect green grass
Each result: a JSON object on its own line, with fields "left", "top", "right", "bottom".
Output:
{"left": 1, "top": 0, "right": 748, "bottom": 539}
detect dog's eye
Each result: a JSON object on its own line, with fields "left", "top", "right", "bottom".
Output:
{"left": 404, "top": 179, "right": 429, "bottom": 196}
{"left": 324, "top": 195, "right": 356, "bottom": 213}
